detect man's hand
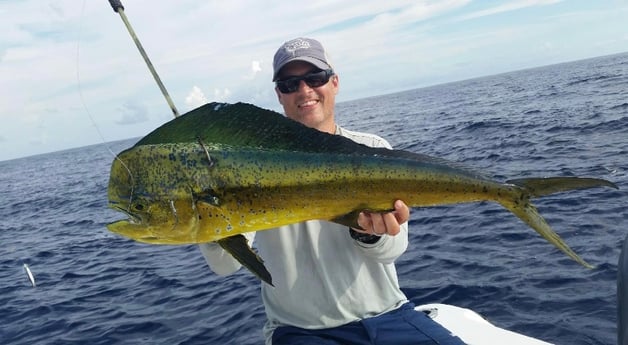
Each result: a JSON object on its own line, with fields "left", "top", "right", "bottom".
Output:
{"left": 353, "top": 200, "right": 410, "bottom": 236}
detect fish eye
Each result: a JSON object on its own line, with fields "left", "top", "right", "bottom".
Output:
{"left": 133, "top": 204, "right": 145, "bottom": 211}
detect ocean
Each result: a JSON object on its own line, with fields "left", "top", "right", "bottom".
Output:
{"left": 1, "top": 52, "right": 627, "bottom": 345}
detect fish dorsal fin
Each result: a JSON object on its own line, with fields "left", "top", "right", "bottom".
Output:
{"left": 136, "top": 102, "right": 394, "bottom": 156}
{"left": 135, "top": 102, "right": 351, "bottom": 152}
{"left": 134, "top": 102, "right": 486, "bottom": 179}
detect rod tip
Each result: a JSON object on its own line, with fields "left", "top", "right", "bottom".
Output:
{"left": 108, "top": 0, "right": 125, "bottom": 13}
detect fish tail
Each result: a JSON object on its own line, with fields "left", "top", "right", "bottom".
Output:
{"left": 498, "top": 176, "right": 618, "bottom": 268}
{"left": 499, "top": 177, "right": 619, "bottom": 268}
{"left": 499, "top": 197, "right": 594, "bottom": 269}
{"left": 506, "top": 177, "right": 618, "bottom": 197}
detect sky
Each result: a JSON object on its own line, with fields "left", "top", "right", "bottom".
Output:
{"left": 1, "top": 0, "right": 627, "bottom": 162}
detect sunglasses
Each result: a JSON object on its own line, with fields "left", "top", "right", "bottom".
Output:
{"left": 275, "top": 69, "right": 335, "bottom": 94}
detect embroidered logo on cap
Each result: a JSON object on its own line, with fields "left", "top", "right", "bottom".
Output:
{"left": 283, "top": 38, "right": 311, "bottom": 57}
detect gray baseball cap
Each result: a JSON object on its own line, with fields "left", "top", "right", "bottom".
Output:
{"left": 272, "top": 37, "right": 333, "bottom": 81}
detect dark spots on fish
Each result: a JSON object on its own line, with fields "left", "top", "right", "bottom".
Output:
{"left": 169, "top": 153, "right": 176, "bottom": 161}
{"left": 482, "top": 186, "right": 488, "bottom": 193}
{"left": 199, "top": 215, "right": 203, "bottom": 220}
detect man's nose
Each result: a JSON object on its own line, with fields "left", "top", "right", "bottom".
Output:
{"left": 297, "top": 80, "right": 313, "bottom": 93}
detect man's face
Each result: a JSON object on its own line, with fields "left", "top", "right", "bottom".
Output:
{"left": 275, "top": 61, "right": 339, "bottom": 134}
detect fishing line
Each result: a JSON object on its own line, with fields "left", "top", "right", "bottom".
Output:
{"left": 76, "top": 0, "right": 136, "bottom": 210}
{"left": 76, "top": 0, "right": 117, "bottom": 159}
{"left": 16, "top": 0, "right": 130, "bottom": 289}
{"left": 105, "top": 0, "right": 189, "bottom": 212}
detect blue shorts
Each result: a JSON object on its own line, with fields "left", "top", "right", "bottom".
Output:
{"left": 271, "top": 302, "right": 466, "bottom": 345}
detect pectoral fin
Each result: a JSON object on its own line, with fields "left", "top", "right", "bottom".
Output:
{"left": 217, "top": 235, "right": 273, "bottom": 286}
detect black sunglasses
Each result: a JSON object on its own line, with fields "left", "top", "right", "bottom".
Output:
{"left": 275, "top": 69, "right": 335, "bottom": 94}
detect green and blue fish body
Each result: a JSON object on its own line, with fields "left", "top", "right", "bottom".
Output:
{"left": 107, "top": 102, "right": 618, "bottom": 284}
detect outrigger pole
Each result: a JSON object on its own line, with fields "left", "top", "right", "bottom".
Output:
{"left": 107, "top": 0, "right": 180, "bottom": 118}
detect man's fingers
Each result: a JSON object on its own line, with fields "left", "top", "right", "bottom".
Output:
{"left": 356, "top": 212, "right": 372, "bottom": 232}
{"left": 394, "top": 200, "right": 410, "bottom": 224}
{"left": 370, "top": 213, "right": 387, "bottom": 235}
{"left": 382, "top": 212, "right": 400, "bottom": 235}
{"left": 353, "top": 201, "right": 409, "bottom": 237}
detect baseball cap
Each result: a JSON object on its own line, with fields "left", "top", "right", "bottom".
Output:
{"left": 272, "top": 37, "right": 333, "bottom": 81}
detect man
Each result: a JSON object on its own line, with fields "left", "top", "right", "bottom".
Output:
{"left": 200, "top": 37, "right": 464, "bottom": 345}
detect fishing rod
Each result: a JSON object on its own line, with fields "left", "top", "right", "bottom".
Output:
{"left": 107, "top": 0, "right": 180, "bottom": 118}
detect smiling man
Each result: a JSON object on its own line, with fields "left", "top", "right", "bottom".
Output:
{"left": 200, "top": 37, "right": 464, "bottom": 345}
{"left": 272, "top": 39, "right": 338, "bottom": 134}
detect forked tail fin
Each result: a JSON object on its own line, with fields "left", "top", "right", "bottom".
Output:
{"left": 500, "top": 199, "right": 594, "bottom": 269}
{"left": 506, "top": 177, "right": 618, "bottom": 197}
{"left": 499, "top": 177, "right": 618, "bottom": 269}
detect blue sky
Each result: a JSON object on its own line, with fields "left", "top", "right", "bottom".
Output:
{"left": 1, "top": 0, "right": 627, "bottom": 161}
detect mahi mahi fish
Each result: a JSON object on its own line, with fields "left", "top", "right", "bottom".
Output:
{"left": 107, "top": 102, "right": 618, "bottom": 285}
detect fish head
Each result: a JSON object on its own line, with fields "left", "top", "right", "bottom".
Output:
{"left": 107, "top": 197, "right": 200, "bottom": 244}
{"left": 106, "top": 145, "right": 202, "bottom": 244}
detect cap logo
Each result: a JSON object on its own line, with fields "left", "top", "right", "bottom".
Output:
{"left": 283, "top": 38, "right": 311, "bottom": 57}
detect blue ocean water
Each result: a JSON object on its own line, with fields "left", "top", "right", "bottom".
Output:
{"left": 1, "top": 52, "right": 627, "bottom": 344}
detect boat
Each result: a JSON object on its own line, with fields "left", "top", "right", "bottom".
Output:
{"left": 416, "top": 304, "right": 553, "bottom": 344}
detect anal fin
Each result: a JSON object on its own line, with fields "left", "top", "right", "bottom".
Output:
{"left": 217, "top": 235, "right": 273, "bottom": 286}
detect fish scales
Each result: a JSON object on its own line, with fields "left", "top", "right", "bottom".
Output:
{"left": 111, "top": 141, "right": 510, "bottom": 242}
{"left": 107, "top": 102, "right": 618, "bottom": 282}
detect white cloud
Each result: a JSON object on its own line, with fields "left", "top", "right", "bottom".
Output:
{"left": 115, "top": 103, "right": 149, "bottom": 125}
{"left": 243, "top": 60, "right": 263, "bottom": 80}
{"left": 213, "top": 88, "right": 232, "bottom": 102}
{"left": 185, "top": 86, "right": 208, "bottom": 109}
{"left": 370, "top": 0, "right": 470, "bottom": 28}
{"left": 455, "top": 0, "right": 563, "bottom": 21}
{"left": 0, "top": 0, "right": 625, "bottom": 161}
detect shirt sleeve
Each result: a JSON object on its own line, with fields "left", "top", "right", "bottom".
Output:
{"left": 198, "top": 231, "right": 256, "bottom": 275}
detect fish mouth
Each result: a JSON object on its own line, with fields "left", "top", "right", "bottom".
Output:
{"left": 106, "top": 205, "right": 146, "bottom": 241}
{"left": 108, "top": 204, "right": 141, "bottom": 225}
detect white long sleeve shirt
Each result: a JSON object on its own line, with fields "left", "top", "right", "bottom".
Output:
{"left": 199, "top": 125, "right": 409, "bottom": 344}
